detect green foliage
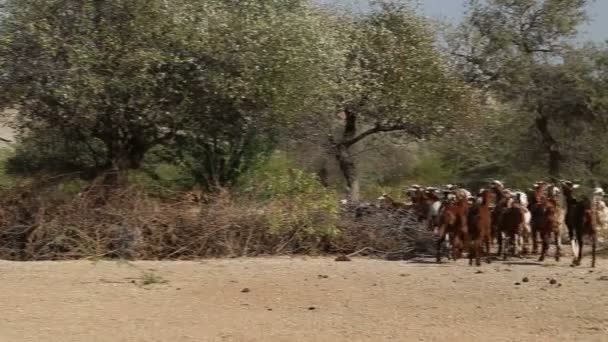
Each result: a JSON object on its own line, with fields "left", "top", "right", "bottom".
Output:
{"left": 409, "top": 152, "right": 458, "bottom": 186}
{"left": 351, "top": 1, "right": 473, "bottom": 129}
{"left": 5, "top": 126, "right": 107, "bottom": 176}
{"left": 239, "top": 152, "right": 339, "bottom": 237}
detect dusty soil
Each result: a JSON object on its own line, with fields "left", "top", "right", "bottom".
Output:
{"left": 1, "top": 256, "right": 608, "bottom": 342}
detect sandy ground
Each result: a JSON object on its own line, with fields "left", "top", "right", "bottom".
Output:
{"left": 1, "top": 256, "right": 608, "bottom": 342}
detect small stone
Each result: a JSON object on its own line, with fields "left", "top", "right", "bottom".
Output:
{"left": 549, "top": 279, "right": 557, "bottom": 285}
{"left": 475, "top": 270, "right": 483, "bottom": 274}
{"left": 522, "top": 277, "right": 529, "bottom": 283}
{"left": 514, "top": 282, "right": 521, "bottom": 286}
{"left": 558, "top": 283, "right": 562, "bottom": 287}
{"left": 598, "top": 276, "right": 608, "bottom": 281}
{"left": 241, "top": 288, "right": 251, "bottom": 293}
{"left": 308, "top": 306, "right": 316, "bottom": 311}
{"left": 318, "top": 275, "right": 329, "bottom": 279}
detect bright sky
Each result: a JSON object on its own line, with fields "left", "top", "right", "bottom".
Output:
{"left": 327, "top": 0, "right": 608, "bottom": 43}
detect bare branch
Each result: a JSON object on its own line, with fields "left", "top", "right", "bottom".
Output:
{"left": 340, "top": 120, "right": 424, "bottom": 148}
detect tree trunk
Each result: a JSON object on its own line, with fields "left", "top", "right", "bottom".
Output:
{"left": 336, "top": 146, "right": 360, "bottom": 202}
{"left": 102, "top": 137, "right": 148, "bottom": 186}
{"left": 535, "top": 115, "right": 561, "bottom": 178}
{"left": 333, "top": 109, "right": 360, "bottom": 202}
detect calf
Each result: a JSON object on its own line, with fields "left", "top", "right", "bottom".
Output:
{"left": 529, "top": 181, "right": 548, "bottom": 254}
{"left": 538, "top": 184, "right": 563, "bottom": 263}
{"left": 562, "top": 181, "right": 598, "bottom": 267}
{"left": 436, "top": 191, "right": 469, "bottom": 263}
{"left": 424, "top": 188, "right": 442, "bottom": 233}
{"left": 497, "top": 191, "right": 526, "bottom": 260}
{"left": 407, "top": 185, "right": 428, "bottom": 222}
{"left": 467, "top": 189, "right": 493, "bottom": 266}
{"left": 513, "top": 191, "right": 532, "bottom": 254}
{"left": 490, "top": 180, "right": 507, "bottom": 255}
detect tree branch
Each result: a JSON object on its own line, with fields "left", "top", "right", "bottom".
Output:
{"left": 340, "top": 121, "right": 424, "bottom": 148}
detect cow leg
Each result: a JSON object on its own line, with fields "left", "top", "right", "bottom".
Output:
{"left": 485, "top": 236, "right": 492, "bottom": 264}
{"left": 517, "top": 233, "right": 524, "bottom": 258}
{"left": 496, "top": 227, "right": 503, "bottom": 256}
{"left": 501, "top": 232, "right": 508, "bottom": 261}
{"left": 554, "top": 232, "right": 561, "bottom": 262}
{"left": 452, "top": 234, "right": 461, "bottom": 261}
{"left": 445, "top": 233, "right": 452, "bottom": 261}
{"left": 568, "top": 227, "right": 578, "bottom": 264}
{"left": 592, "top": 231, "right": 597, "bottom": 268}
{"left": 539, "top": 232, "right": 548, "bottom": 262}
{"left": 476, "top": 240, "right": 482, "bottom": 267}
{"left": 468, "top": 238, "right": 478, "bottom": 266}
{"left": 470, "top": 237, "right": 481, "bottom": 267}
{"left": 574, "top": 230, "right": 584, "bottom": 266}
{"left": 531, "top": 225, "right": 538, "bottom": 255}
{"left": 436, "top": 228, "right": 446, "bottom": 263}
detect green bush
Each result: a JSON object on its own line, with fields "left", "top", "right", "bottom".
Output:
{"left": 238, "top": 151, "right": 339, "bottom": 238}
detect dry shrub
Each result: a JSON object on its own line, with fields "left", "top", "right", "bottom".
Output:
{"left": 332, "top": 204, "right": 436, "bottom": 260}
{"left": 0, "top": 171, "right": 435, "bottom": 261}
{"left": 0, "top": 177, "right": 339, "bottom": 260}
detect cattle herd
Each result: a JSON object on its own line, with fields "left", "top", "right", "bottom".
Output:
{"left": 376, "top": 180, "right": 608, "bottom": 267}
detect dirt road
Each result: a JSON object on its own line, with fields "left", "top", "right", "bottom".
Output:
{"left": 1, "top": 257, "right": 607, "bottom": 342}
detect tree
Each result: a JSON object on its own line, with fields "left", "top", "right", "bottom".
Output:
{"left": 448, "top": 0, "right": 595, "bottom": 177}
{"left": 0, "top": 0, "right": 347, "bottom": 188}
{"left": 0, "top": 0, "right": 203, "bottom": 180}
{"left": 322, "top": 1, "right": 476, "bottom": 201}
{"left": 163, "top": 0, "right": 347, "bottom": 190}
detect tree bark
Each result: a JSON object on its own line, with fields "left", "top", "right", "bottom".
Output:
{"left": 535, "top": 115, "right": 561, "bottom": 178}
{"left": 336, "top": 145, "right": 360, "bottom": 202}
{"left": 333, "top": 109, "right": 360, "bottom": 202}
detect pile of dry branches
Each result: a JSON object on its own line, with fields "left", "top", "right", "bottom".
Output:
{"left": 331, "top": 203, "right": 436, "bottom": 260}
{"left": 0, "top": 177, "right": 436, "bottom": 261}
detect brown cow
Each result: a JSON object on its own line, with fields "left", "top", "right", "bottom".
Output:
{"left": 467, "top": 188, "right": 493, "bottom": 266}
{"left": 538, "top": 184, "right": 563, "bottom": 263}
{"left": 436, "top": 190, "right": 469, "bottom": 263}
{"left": 529, "top": 181, "right": 548, "bottom": 254}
